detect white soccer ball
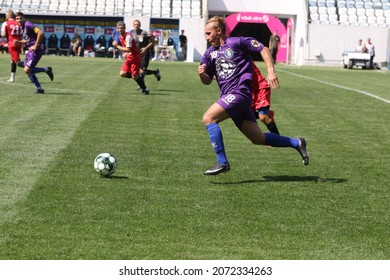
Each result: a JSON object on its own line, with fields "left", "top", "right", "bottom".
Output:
{"left": 93, "top": 152, "right": 117, "bottom": 177}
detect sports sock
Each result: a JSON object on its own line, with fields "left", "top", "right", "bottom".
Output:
{"left": 11, "top": 62, "right": 17, "bottom": 73}
{"left": 29, "top": 74, "right": 42, "bottom": 88}
{"left": 135, "top": 77, "right": 146, "bottom": 90}
{"left": 145, "top": 70, "right": 156, "bottom": 75}
{"left": 264, "top": 133, "right": 300, "bottom": 148}
{"left": 206, "top": 122, "right": 228, "bottom": 164}
{"left": 266, "top": 122, "right": 280, "bottom": 135}
{"left": 17, "top": 61, "right": 24, "bottom": 67}
{"left": 32, "top": 67, "right": 46, "bottom": 74}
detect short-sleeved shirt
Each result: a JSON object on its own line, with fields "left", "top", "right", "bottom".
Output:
{"left": 201, "top": 37, "right": 265, "bottom": 127}
{"left": 119, "top": 32, "right": 141, "bottom": 63}
{"left": 71, "top": 36, "right": 82, "bottom": 46}
{"left": 201, "top": 37, "right": 264, "bottom": 97}
{"left": 269, "top": 34, "right": 280, "bottom": 49}
{"left": 1, "top": 19, "right": 22, "bottom": 48}
{"left": 129, "top": 29, "right": 153, "bottom": 59}
{"left": 129, "top": 29, "right": 150, "bottom": 49}
{"left": 22, "top": 21, "right": 44, "bottom": 49}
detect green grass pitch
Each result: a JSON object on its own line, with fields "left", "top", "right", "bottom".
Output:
{"left": 0, "top": 54, "right": 389, "bottom": 260}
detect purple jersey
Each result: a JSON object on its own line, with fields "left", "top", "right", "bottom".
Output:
{"left": 22, "top": 21, "right": 44, "bottom": 49}
{"left": 201, "top": 37, "right": 264, "bottom": 97}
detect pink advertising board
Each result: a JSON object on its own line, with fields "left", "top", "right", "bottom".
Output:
{"left": 225, "top": 13, "right": 287, "bottom": 63}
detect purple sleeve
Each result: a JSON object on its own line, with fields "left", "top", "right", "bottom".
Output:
{"left": 234, "top": 37, "right": 264, "bottom": 54}
{"left": 201, "top": 47, "right": 216, "bottom": 79}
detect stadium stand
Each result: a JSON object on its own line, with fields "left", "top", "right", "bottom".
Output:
{"left": 0, "top": 0, "right": 203, "bottom": 18}
{"left": 308, "top": 0, "right": 390, "bottom": 27}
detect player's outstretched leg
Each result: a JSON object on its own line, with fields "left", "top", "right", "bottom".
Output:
{"left": 154, "top": 69, "right": 161, "bottom": 81}
{"left": 295, "top": 138, "right": 309, "bottom": 165}
{"left": 46, "top": 67, "right": 54, "bottom": 81}
{"left": 263, "top": 133, "right": 309, "bottom": 165}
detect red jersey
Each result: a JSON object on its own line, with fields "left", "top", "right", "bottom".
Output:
{"left": 251, "top": 62, "right": 269, "bottom": 91}
{"left": 119, "top": 32, "right": 141, "bottom": 62}
{"left": 251, "top": 62, "right": 271, "bottom": 111}
{"left": 1, "top": 19, "right": 22, "bottom": 48}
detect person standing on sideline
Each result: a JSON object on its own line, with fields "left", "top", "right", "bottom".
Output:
{"left": 251, "top": 62, "right": 280, "bottom": 135}
{"left": 179, "top": 29, "right": 188, "bottom": 61}
{"left": 355, "top": 39, "right": 366, "bottom": 53}
{"left": 129, "top": 20, "right": 161, "bottom": 87}
{"left": 198, "top": 16, "right": 309, "bottom": 175}
{"left": 269, "top": 30, "right": 280, "bottom": 63}
{"left": 364, "top": 38, "right": 375, "bottom": 69}
{"left": 112, "top": 21, "right": 149, "bottom": 95}
{"left": 14, "top": 12, "right": 54, "bottom": 94}
{"left": 1, "top": 9, "right": 23, "bottom": 82}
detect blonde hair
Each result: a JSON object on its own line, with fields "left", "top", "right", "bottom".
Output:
{"left": 6, "top": 9, "right": 15, "bottom": 20}
{"left": 206, "top": 16, "right": 226, "bottom": 34}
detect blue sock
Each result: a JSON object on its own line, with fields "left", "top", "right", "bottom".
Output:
{"left": 32, "top": 67, "right": 46, "bottom": 74}
{"left": 28, "top": 74, "right": 35, "bottom": 83}
{"left": 206, "top": 122, "right": 228, "bottom": 164}
{"left": 29, "top": 74, "right": 42, "bottom": 89}
{"left": 264, "top": 133, "right": 300, "bottom": 148}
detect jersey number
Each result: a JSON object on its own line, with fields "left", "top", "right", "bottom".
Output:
{"left": 10, "top": 24, "right": 21, "bottom": 36}
{"left": 222, "top": 94, "right": 236, "bottom": 105}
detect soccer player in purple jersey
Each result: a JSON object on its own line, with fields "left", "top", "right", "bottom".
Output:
{"left": 15, "top": 12, "right": 54, "bottom": 94}
{"left": 198, "top": 16, "right": 309, "bottom": 175}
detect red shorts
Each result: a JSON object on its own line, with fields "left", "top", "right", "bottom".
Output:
{"left": 251, "top": 75, "right": 271, "bottom": 111}
{"left": 8, "top": 45, "right": 22, "bottom": 63}
{"left": 121, "top": 58, "right": 141, "bottom": 78}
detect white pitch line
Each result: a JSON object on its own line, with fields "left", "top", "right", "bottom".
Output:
{"left": 279, "top": 69, "right": 390, "bottom": 104}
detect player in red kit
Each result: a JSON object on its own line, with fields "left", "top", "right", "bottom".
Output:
{"left": 112, "top": 21, "right": 149, "bottom": 95}
{"left": 1, "top": 9, "right": 23, "bottom": 82}
{"left": 251, "top": 62, "right": 280, "bottom": 134}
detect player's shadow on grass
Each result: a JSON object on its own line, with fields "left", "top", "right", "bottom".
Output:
{"left": 211, "top": 175, "right": 347, "bottom": 185}
{"left": 102, "top": 175, "right": 129, "bottom": 180}
{"left": 148, "top": 88, "right": 188, "bottom": 95}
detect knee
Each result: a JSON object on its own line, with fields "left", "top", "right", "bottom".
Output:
{"left": 202, "top": 111, "right": 214, "bottom": 126}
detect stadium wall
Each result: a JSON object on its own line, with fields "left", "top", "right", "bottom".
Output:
{"left": 307, "top": 24, "right": 390, "bottom": 67}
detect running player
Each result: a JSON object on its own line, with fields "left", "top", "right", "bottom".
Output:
{"left": 251, "top": 62, "right": 280, "bottom": 134}
{"left": 129, "top": 20, "right": 161, "bottom": 89}
{"left": 198, "top": 16, "right": 309, "bottom": 175}
{"left": 112, "top": 21, "right": 149, "bottom": 95}
{"left": 1, "top": 9, "right": 23, "bottom": 82}
{"left": 14, "top": 12, "right": 54, "bottom": 94}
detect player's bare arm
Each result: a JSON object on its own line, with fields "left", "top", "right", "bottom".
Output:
{"left": 260, "top": 47, "right": 280, "bottom": 89}
{"left": 112, "top": 41, "right": 129, "bottom": 53}
{"left": 198, "top": 63, "right": 212, "bottom": 85}
{"left": 140, "top": 36, "right": 154, "bottom": 55}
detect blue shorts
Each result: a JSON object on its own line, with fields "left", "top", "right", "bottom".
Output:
{"left": 217, "top": 88, "right": 256, "bottom": 129}
{"left": 257, "top": 106, "right": 270, "bottom": 115}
